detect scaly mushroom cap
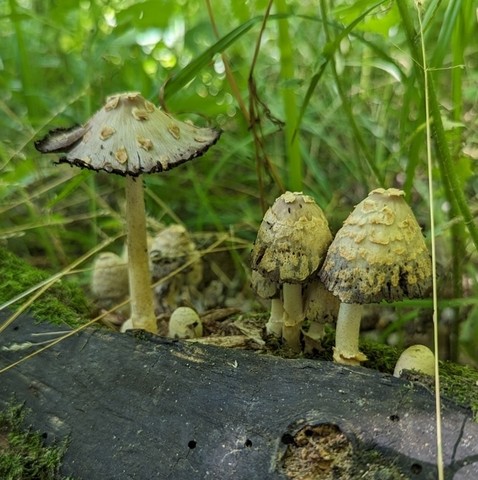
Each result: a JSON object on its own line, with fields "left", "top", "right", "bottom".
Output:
{"left": 149, "top": 224, "right": 203, "bottom": 287}
{"left": 320, "top": 188, "right": 432, "bottom": 304}
{"left": 35, "top": 92, "right": 220, "bottom": 176}
{"left": 251, "top": 191, "right": 332, "bottom": 284}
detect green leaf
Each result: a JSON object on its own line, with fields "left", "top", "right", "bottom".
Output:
{"left": 163, "top": 14, "right": 289, "bottom": 98}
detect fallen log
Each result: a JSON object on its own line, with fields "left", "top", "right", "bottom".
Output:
{"left": 0, "top": 313, "right": 477, "bottom": 479}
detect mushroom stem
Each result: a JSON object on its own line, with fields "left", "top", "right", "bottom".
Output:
{"left": 125, "top": 175, "right": 157, "bottom": 333}
{"left": 333, "top": 303, "right": 367, "bottom": 365}
{"left": 265, "top": 298, "right": 284, "bottom": 337}
{"left": 282, "top": 283, "right": 303, "bottom": 352}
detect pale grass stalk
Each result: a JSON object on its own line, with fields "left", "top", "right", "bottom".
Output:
{"left": 416, "top": 5, "right": 444, "bottom": 480}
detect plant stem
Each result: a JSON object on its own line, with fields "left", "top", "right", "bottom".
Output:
{"left": 8, "top": 0, "right": 37, "bottom": 120}
{"left": 276, "top": 0, "right": 302, "bottom": 191}
{"left": 397, "top": 2, "right": 478, "bottom": 252}
{"left": 319, "top": 0, "right": 382, "bottom": 187}
{"left": 125, "top": 176, "right": 157, "bottom": 334}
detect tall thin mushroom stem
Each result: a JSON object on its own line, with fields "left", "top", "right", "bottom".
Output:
{"left": 125, "top": 175, "right": 157, "bottom": 333}
{"left": 333, "top": 303, "right": 367, "bottom": 365}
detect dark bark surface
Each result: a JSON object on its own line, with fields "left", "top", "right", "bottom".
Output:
{"left": 0, "top": 312, "right": 477, "bottom": 480}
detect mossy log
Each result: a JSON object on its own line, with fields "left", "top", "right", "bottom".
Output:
{"left": 0, "top": 313, "right": 477, "bottom": 480}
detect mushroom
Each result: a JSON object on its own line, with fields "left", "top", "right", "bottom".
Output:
{"left": 320, "top": 188, "right": 432, "bottom": 365}
{"left": 251, "top": 191, "right": 332, "bottom": 351}
{"left": 149, "top": 224, "right": 203, "bottom": 314}
{"left": 168, "top": 306, "right": 203, "bottom": 339}
{"left": 90, "top": 251, "right": 129, "bottom": 317}
{"left": 393, "top": 344, "right": 435, "bottom": 377}
{"left": 35, "top": 92, "right": 220, "bottom": 334}
{"left": 302, "top": 279, "right": 339, "bottom": 347}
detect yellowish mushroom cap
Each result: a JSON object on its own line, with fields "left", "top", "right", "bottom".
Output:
{"left": 35, "top": 92, "right": 220, "bottom": 176}
{"left": 320, "top": 188, "right": 432, "bottom": 304}
{"left": 394, "top": 344, "right": 435, "bottom": 377}
{"left": 251, "top": 191, "right": 332, "bottom": 284}
{"left": 168, "top": 307, "right": 203, "bottom": 339}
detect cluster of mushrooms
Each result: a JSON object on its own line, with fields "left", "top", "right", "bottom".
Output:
{"left": 251, "top": 189, "right": 433, "bottom": 367}
{"left": 36, "top": 90, "right": 435, "bottom": 374}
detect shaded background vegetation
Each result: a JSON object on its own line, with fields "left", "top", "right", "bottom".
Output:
{"left": 1, "top": 0, "right": 477, "bottom": 364}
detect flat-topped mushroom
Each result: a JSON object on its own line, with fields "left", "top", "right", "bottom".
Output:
{"left": 35, "top": 92, "right": 220, "bottom": 334}
{"left": 320, "top": 188, "right": 432, "bottom": 365}
{"left": 35, "top": 91, "right": 220, "bottom": 176}
{"left": 251, "top": 191, "right": 332, "bottom": 351}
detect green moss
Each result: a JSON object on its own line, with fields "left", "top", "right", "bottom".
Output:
{"left": 363, "top": 341, "right": 478, "bottom": 422}
{"left": 439, "top": 361, "right": 478, "bottom": 421}
{"left": 0, "top": 247, "right": 90, "bottom": 328}
{"left": 0, "top": 401, "right": 74, "bottom": 480}
{"left": 300, "top": 326, "right": 478, "bottom": 422}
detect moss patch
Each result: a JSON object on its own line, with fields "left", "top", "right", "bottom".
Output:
{"left": 275, "top": 326, "right": 478, "bottom": 422}
{"left": 436, "top": 361, "right": 478, "bottom": 421}
{"left": 0, "top": 247, "right": 90, "bottom": 328}
{"left": 0, "top": 401, "right": 73, "bottom": 480}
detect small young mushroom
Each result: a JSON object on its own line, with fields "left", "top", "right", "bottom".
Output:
{"left": 319, "top": 188, "right": 432, "bottom": 366}
{"left": 149, "top": 224, "right": 203, "bottom": 313}
{"left": 90, "top": 251, "right": 129, "bottom": 316}
{"left": 251, "top": 191, "right": 332, "bottom": 352}
{"left": 302, "top": 279, "right": 339, "bottom": 344}
{"left": 168, "top": 306, "right": 203, "bottom": 339}
{"left": 393, "top": 344, "right": 435, "bottom": 377}
{"left": 35, "top": 92, "right": 220, "bottom": 334}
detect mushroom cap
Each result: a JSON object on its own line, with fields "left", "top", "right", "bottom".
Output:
{"left": 35, "top": 92, "right": 220, "bottom": 177}
{"left": 303, "top": 279, "right": 339, "bottom": 325}
{"left": 251, "top": 191, "right": 332, "bottom": 284}
{"left": 250, "top": 269, "right": 279, "bottom": 299}
{"left": 168, "top": 306, "right": 203, "bottom": 339}
{"left": 149, "top": 224, "right": 203, "bottom": 286}
{"left": 90, "top": 252, "right": 129, "bottom": 300}
{"left": 320, "top": 188, "right": 432, "bottom": 304}
{"left": 393, "top": 344, "right": 435, "bottom": 377}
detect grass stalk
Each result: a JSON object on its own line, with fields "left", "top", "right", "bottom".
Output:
{"left": 416, "top": 5, "right": 444, "bottom": 479}
{"left": 8, "top": 0, "right": 37, "bottom": 120}
{"left": 397, "top": 1, "right": 478, "bottom": 252}
{"left": 275, "top": 0, "right": 303, "bottom": 191}
{"left": 319, "top": 0, "right": 383, "bottom": 188}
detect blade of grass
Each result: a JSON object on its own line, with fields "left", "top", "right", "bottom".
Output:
{"left": 8, "top": 0, "right": 38, "bottom": 120}
{"left": 417, "top": 5, "right": 444, "bottom": 479}
{"left": 319, "top": 0, "right": 383, "bottom": 186}
{"left": 397, "top": 1, "right": 478, "bottom": 252}
{"left": 294, "top": 0, "right": 388, "bottom": 142}
{"left": 0, "top": 234, "right": 122, "bottom": 335}
{"left": 275, "top": 0, "right": 303, "bottom": 191}
{"left": 162, "top": 14, "right": 287, "bottom": 99}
